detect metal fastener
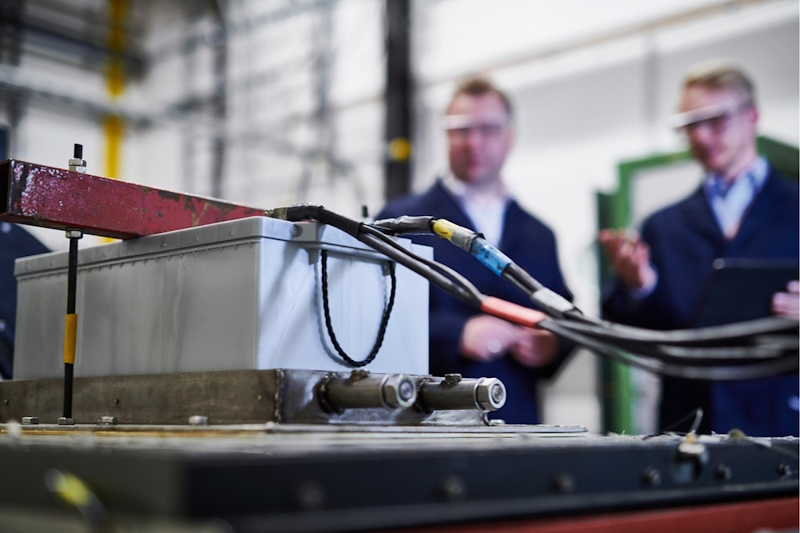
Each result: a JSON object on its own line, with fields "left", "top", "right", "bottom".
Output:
{"left": 552, "top": 473, "right": 576, "bottom": 493}
{"left": 97, "top": 416, "right": 118, "bottom": 426}
{"left": 443, "top": 373, "right": 462, "bottom": 386}
{"left": 295, "top": 482, "right": 325, "bottom": 511}
{"left": 642, "top": 467, "right": 662, "bottom": 487}
{"left": 382, "top": 374, "right": 417, "bottom": 408}
{"left": 188, "top": 415, "right": 209, "bottom": 426}
{"left": 440, "top": 475, "right": 466, "bottom": 502}
{"left": 475, "top": 378, "right": 506, "bottom": 411}
{"left": 715, "top": 465, "right": 732, "bottom": 481}
{"left": 21, "top": 416, "right": 39, "bottom": 425}
{"left": 57, "top": 417, "right": 75, "bottom": 425}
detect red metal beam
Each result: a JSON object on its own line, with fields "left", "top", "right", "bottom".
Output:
{"left": 1, "top": 159, "right": 265, "bottom": 239}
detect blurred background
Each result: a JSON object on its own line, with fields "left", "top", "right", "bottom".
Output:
{"left": 1, "top": 0, "right": 797, "bottom": 432}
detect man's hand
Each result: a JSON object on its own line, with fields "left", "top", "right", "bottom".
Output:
{"left": 508, "top": 327, "right": 559, "bottom": 368}
{"left": 771, "top": 280, "right": 799, "bottom": 319}
{"left": 460, "top": 314, "right": 558, "bottom": 368}
{"left": 598, "top": 229, "right": 657, "bottom": 291}
{"left": 460, "top": 315, "right": 521, "bottom": 362}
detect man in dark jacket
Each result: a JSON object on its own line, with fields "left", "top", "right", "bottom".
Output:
{"left": 600, "top": 63, "right": 798, "bottom": 436}
{"left": 378, "top": 78, "right": 572, "bottom": 424}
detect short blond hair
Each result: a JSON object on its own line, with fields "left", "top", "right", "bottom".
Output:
{"left": 447, "top": 77, "right": 513, "bottom": 118}
{"left": 683, "top": 62, "right": 756, "bottom": 105}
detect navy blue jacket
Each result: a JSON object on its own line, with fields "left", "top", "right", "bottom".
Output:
{"left": 603, "top": 168, "right": 799, "bottom": 436}
{"left": 377, "top": 181, "right": 572, "bottom": 424}
{"left": 0, "top": 223, "right": 50, "bottom": 378}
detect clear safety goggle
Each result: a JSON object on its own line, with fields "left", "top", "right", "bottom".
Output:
{"left": 670, "top": 101, "right": 752, "bottom": 132}
{"left": 444, "top": 114, "right": 509, "bottom": 136}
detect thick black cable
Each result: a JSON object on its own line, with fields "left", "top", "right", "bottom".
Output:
{"left": 268, "top": 206, "right": 799, "bottom": 379}
{"left": 553, "top": 314, "right": 798, "bottom": 346}
{"left": 358, "top": 226, "right": 484, "bottom": 306}
{"left": 369, "top": 213, "right": 798, "bottom": 374}
{"left": 368, "top": 212, "right": 798, "bottom": 373}
{"left": 550, "top": 318, "right": 797, "bottom": 361}
{"left": 371, "top": 216, "right": 436, "bottom": 235}
{"left": 539, "top": 318, "right": 798, "bottom": 380}
{"left": 357, "top": 232, "right": 483, "bottom": 307}
{"left": 320, "top": 249, "right": 396, "bottom": 367}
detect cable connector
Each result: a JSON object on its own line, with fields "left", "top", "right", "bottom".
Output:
{"left": 432, "top": 219, "right": 478, "bottom": 252}
{"left": 469, "top": 238, "right": 512, "bottom": 277}
{"left": 264, "top": 204, "right": 363, "bottom": 238}
{"left": 371, "top": 216, "right": 435, "bottom": 235}
{"left": 531, "top": 287, "right": 577, "bottom": 318}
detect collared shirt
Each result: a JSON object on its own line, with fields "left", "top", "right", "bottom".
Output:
{"left": 441, "top": 174, "right": 511, "bottom": 247}
{"left": 703, "top": 156, "right": 769, "bottom": 240}
{"left": 628, "top": 156, "right": 768, "bottom": 301}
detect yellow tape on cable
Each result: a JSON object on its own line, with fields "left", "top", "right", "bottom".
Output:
{"left": 432, "top": 219, "right": 457, "bottom": 242}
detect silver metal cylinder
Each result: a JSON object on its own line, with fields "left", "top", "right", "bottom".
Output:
{"left": 320, "top": 372, "right": 417, "bottom": 411}
{"left": 417, "top": 375, "right": 506, "bottom": 412}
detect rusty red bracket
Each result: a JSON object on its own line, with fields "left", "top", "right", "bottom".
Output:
{"left": 1, "top": 159, "right": 266, "bottom": 239}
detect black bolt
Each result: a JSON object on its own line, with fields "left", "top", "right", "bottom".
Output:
{"left": 642, "top": 467, "right": 662, "bottom": 487}
{"left": 715, "top": 465, "right": 732, "bottom": 481}
{"left": 552, "top": 473, "right": 575, "bottom": 493}
{"left": 440, "top": 476, "right": 466, "bottom": 502}
{"left": 777, "top": 464, "right": 791, "bottom": 478}
{"left": 295, "top": 482, "right": 325, "bottom": 511}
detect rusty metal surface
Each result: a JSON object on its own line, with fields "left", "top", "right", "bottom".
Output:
{"left": 1, "top": 159, "right": 264, "bottom": 238}
{"left": 0, "top": 369, "right": 281, "bottom": 425}
{"left": 0, "top": 369, "right": 583, "bottom": 430}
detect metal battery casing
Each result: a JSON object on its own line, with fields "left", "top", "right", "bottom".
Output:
{"left": 13, "top": 217, "right": 430, "bottom": 378}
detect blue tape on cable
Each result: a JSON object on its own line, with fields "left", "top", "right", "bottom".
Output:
{"left": 470, "top": 239, "right": 511, "bottom": 277}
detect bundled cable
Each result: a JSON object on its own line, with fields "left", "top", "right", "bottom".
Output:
{"left": 266, "top": 205, "right": 798, "bottom": 380}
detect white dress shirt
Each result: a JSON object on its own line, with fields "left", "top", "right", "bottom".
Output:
{"left": 441, "top": 174, "right": 511, "bottom": 247}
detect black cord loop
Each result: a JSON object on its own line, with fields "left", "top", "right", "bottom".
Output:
{"left": 320, "top": 249, "right": 397, "bottom": 367}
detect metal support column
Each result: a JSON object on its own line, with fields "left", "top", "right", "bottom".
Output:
{"left": 384, "top": 0, "right": 412, "bottom": 201}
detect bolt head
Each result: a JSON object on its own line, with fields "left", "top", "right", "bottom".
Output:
{"left": 715, "top": 465, "right": 732, "bottom": 481}
{"left": 642, "top": 467, "right": 662, "bottom": 486}
{"left": 382, "top": 375, "right": 417, "bottom": 408}
{"left": 475, "top": 378, "right": 506, "bottom": 411}
{"left": 188, "top": 415, "right": 209, "bottom": 426}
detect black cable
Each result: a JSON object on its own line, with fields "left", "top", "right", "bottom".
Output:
{"left": 268, "top": 206, "right": 800, "bottom": 380}
{"left": 358, "top": 228, "right": 483, "bottom": 306}
{"left": 320, "top": 249, "right": 396, "bottom": 367}
{"left": 371, "top": 215, "right": 435, "bottom": 235}
{"left": 539, "top": 318, "right": 798, "bottom": 380}
{"left": 266, "top": 206, "right": 483, "bottom": 306}
{"left": 361, "top": 224, "right": 483, "bottom": 303}
{"left": 554, "top": 315, "right": 799, "bottom": 346}
{"left": 551, "top": 318, "right": 797, "bottom": 361}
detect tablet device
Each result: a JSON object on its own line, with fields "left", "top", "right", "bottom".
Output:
{"left": 692, "top": 258, "right": 798, "bottom": 327}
